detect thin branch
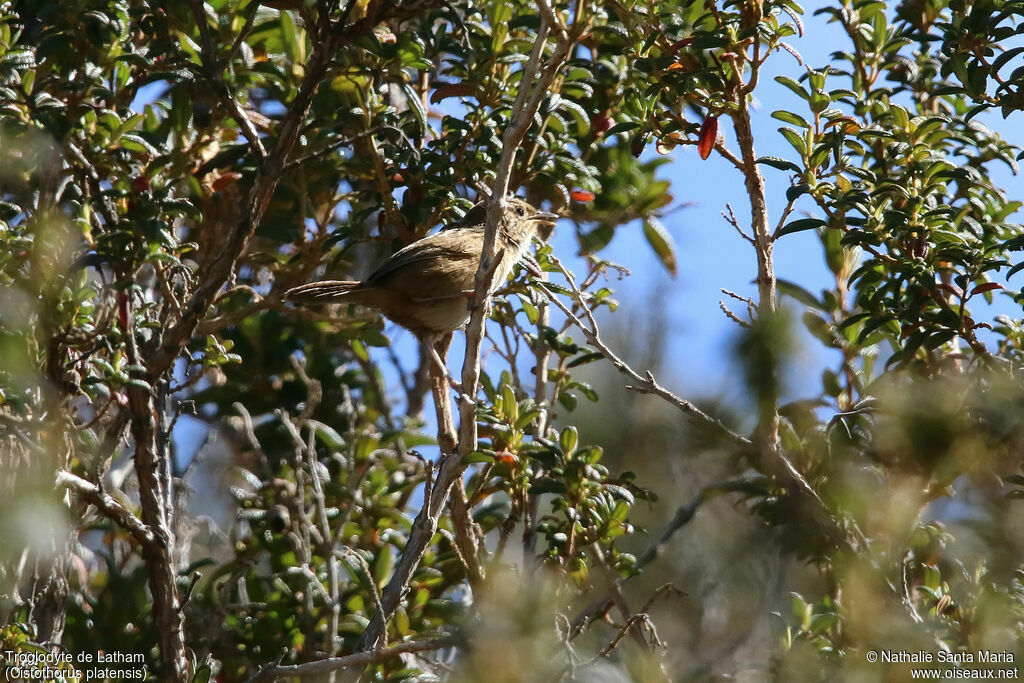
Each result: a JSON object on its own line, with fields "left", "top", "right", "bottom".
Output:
{"left": 721, "top": 288, "right": 757, "bottom": 320}
{"left": 55, "top": 470, "right": 157, "bottom": 548}
{"left": 719, "top": 300, "right": 750, "bottom": 328}
{"left": 541, "top": 256, "right": 750, "bottom": 448}
{"left": 283, "top": 125, "right": 419, "bottom": 173}
{"left": 302, "top": 417, "right": 341, "bottom": 656}
{"left": 589, "top": 615, "right": 650, "bottom": 662}
{"left": 524, "top": 275, "right": 552, "bottom": 566}
{"left": 228, "top": 0, "right": 262, "bottom": 59}
{"left": 252, "top": 638, "right": 455, "bottom": 680}
{"left": 341, "top": 547, "right": 385, "bottom": 632}
{"left": 714, "top": 139, "right": 745, "bottom": 171}
{"left": 770, "top": 196, "right": 798, "bottom": 241}
{"left": 723, "top": 203, "right": 755, "bottom": 245}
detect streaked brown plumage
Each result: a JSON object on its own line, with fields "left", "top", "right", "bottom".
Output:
{"left": 285, "top": 199, "right": 558, "bottom": 339}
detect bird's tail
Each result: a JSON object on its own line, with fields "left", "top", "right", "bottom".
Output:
{"left": 285, "top": 280, "right": 363, "bottom": 304}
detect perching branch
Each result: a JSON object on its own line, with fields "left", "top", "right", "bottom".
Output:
{"left": 431, "top": 336, "right": 486, "bottom": 586}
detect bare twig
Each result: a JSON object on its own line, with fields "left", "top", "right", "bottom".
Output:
{"left": 524, "top": 277, "right": 552, "bottom": 565}
{"left": 303, "top": 421, "right": 341, "bottom": 657}
{"left": 425, "top": 335, "right": 485, "bottom": 586}
{"left": 55, "top": 470, "right": 157, "bottom": 548}
{"left": 283, "top": 125, "right": 419, "bottom": 172}
{"left": 541, "top": 256, "right": 750, "bottom": 448}
{"left": 721, "top": 288, "right": 757, "bottom": 322}
{"left": 719, "top": 300, "right": 751, "bottom": 328}
{"left": 589, "top": 615, "right": 650, "bottom": 662}
{"left": 250, "top": 638, "right": 455, "bottom": 681}
{"left": 723, "top": 203, "right": 755, "bottom": 245}
{"left": 341, "top": 547, "right": 384, "bottom": 631}
{"left": 714, "top": 139, "right": 745, "bottom": 171}
{"left": 771, "top": 196, "right": 798, "bottom": 240}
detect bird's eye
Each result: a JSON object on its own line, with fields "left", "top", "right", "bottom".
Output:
{"left": 515, "top": 205, "right": 525, "bottom": 216}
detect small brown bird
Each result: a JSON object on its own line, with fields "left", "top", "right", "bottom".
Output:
{"left": 285, "top": 198, "right": 558, "bottom": 339}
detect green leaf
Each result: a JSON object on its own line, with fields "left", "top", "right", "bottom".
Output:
{"left": 1006, "top": 261, "right": 1024, "bottom": 279}
{"left": 531, "top": 478, "right": 567, "bottom": 494}
{"left": 566, "top": 352, "right": 604, "bottom": 368}
{"left": 924, "top": 329, "right": 956, "bottom": 350}
{"left": 777, "top": 279, "right": 824, "bottom": 310}
{"left": 775, "top": 75, "right": 809, "bottom": 100}
{"left": 772, "top": 110, "right": 809, "bottom": 128}
{"left": 642, "top": 217, "right": 677, "bottom": 276}
{"left": 778, "top": 127, "right": 807, "bottom": 156}
{"left": 776, "top": 217, "right": 826, "bottom": 238}
{"left": 559, "top": 426, "right": 578, "bottom": 457}
{"left": 757, "top": 156, "right": 802, "bottom": 173}
{"left": 400, "top": 82, "right": 427, "bottom": 137}
{"left": 462, "top": 450, "right": 495, "bottom": 464}
{"left": 373, "top": 544, "right": 394, "bottom": 586}
{"left": 279, "top": 10, "right": 300, "bottom": 63}
{"left": 606, "top": 121, "right": 640, "bottom": 136}
{"left": 118, "top": 133, "right": 158, "bottom": 156}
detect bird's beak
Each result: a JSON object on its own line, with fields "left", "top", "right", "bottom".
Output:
{"left": 531, "top": 211, "right": 560, "bottom": 227}
{"left": 531, "top": 211, "right": 559, "bottom": 240}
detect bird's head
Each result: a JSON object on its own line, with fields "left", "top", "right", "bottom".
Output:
{"left": 503, "top": 198, "right": 559, "bottom": 242}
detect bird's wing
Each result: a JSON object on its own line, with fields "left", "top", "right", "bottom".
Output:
{"left": 285, "top": 280, "right": 361, "bottom": 303}
{"left": 441, "top": 203, "right": 487, "bottom": 231}
{"left": 364, "top": 228, "right": 482, "bottom": 287}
